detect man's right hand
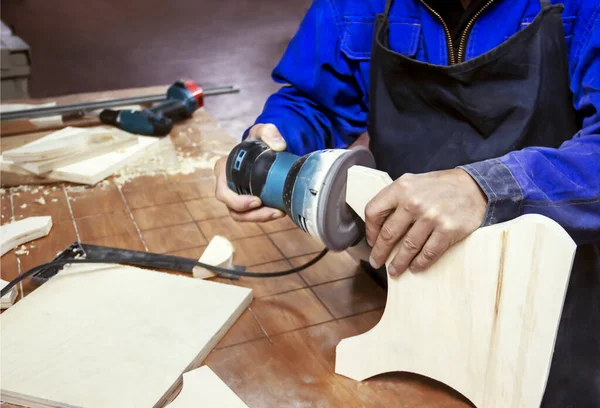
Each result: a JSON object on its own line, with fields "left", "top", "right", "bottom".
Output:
{"left": 214, "top": 124, "right": 288, "bottom": 223}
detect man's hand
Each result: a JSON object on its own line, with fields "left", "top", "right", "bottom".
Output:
{"left": 366, "top": 169, "right": 487, "bottom": 276}
{"left": 214, "top": 124, "right": 287, "bottom": 222}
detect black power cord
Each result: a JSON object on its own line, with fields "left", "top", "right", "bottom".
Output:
{"left": 0, "top": 248, "right": 329, "bottom": 299}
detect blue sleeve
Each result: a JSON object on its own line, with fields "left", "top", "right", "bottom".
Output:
{"left": 243, "top": 0, "right": 368, "bottom": 156}
{"left": 460, "top": 8, "right": 600, "bottom": 245}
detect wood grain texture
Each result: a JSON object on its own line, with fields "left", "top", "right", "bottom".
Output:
{"left": 2, "top": 127, "right": 91, "bottom": 162}
{"left": 1, "top": 135, "right": 160, "bottom": 185}
{"left": 0, "top": 216, "right": 53, "bottom": 256}
{"left": 193, "top": 235, "right": 234, "bottom": 279}
{"left": 18, "top": 128, "right": 137, "bottom": 175}
{"left": 0, "top": 263, "right": 252, "bottom": 408}
{"left": 335, "top": 166, "right": 577, "bottom": 408}
{"left": 165, "top": 366, "right": 248, "bottom": 408}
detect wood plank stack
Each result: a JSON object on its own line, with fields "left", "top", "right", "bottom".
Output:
{"left": 0, "top": 126, "right": 161, "bottom": 185}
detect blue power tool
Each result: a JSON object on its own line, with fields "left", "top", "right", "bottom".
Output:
{"left": 99, "top": 80, "right": 204, "bottom": 136}
{"left": 226, "top": 139, "right": 376, "bottom": 251}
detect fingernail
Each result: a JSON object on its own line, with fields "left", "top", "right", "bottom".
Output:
{"left": 272, "top": 211, "right": 285, "bottom": 219}
{"left": 366, "top": 238, "right": 373, "bottom": 247}
{"left": 369, "top": 256, "right": 380, "bottom": 270}
{"left": 249, "top": 199, "right": 261, "bottom": 209}
{"left": 388, "top": 265, "right": 398, "bottom": 277}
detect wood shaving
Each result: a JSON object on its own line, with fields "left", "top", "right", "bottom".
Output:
{"left": 51, "top": 198, "right": 58, "bottom": 203}
{"left": 20, "top": 204, "right": 27, "bottom": 209}
{"left": 43, "top": 190, "right": 50, "bottom": 196}
{"left": 15, "top": 245, "right": 29, "bottom": 256}
{"left": 34, "top": 197, "right": 46, "bottom": 205}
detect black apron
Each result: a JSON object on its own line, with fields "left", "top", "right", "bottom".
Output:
{"left": 367, "top": 0, "right": 600, "bottom": 406}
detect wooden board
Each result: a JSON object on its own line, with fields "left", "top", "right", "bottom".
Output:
{"left": 17, "top": 128, "right": 138, "bottom": 175}
{"left": 0, "top": 263, "right": 252, "bottom": 408}
{"left": 335, "top": 166, "right": 576, "bottom": 408}
{"left": 193, "top": 236, "right": 234, "bottom": 279}
{"left": 0, "top": 135, "right": 161, "bottom": 185}
{"left": 0, "top": 279, "right": 18, "bottom": 309}
{"left": 2, "top": 127, "right": 94, "bottom": 162}
{"left": 166, "top": 366, "right": 248, "bottom": 408}
{"left": 0, "top": 216, "right": 53, "bottom": 256}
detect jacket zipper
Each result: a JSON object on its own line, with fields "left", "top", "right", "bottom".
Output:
{"left": 419, "top": 0, "right": 456, "bottom": 65}
{"left": 457, "top": 0, "right": 496, "bottom": 63}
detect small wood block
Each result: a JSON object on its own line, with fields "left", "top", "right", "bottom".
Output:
{"left": 0, "top": 278, "right": 18, "bottom": 309}
{"left": 0, "top": 215, "right": 53, "bottom": 256}
{"left": 335, "top": 166, "right": 576, "bottom": 408}
{"left": 166, "top": 366, "right": 248, "bottom": 408}
{"left": 194, "top": 235, "right": 234, "bottom": 279}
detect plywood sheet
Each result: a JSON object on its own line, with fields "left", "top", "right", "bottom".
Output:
{"left": 0, "top": 135, "right": 160, "bottom": 185}
{"left": 18, "top": 128, "right": 138, "bottom": 174}
{"left": 1, "top": 263, "right": 252, "bottom": 408}
{"left": 166, "top": 366, "right": 248, "bottom": 408}
{"left": 3, "top": 127, "right": 92, "bottom": 162}
{"left": 335, "top": 166, "right": 576, "bottom": 408}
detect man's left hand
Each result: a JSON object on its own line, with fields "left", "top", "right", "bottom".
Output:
{"left": 366, "top": 169, "right": 488, "bottom": 276}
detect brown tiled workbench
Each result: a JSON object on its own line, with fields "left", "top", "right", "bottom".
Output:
{"left": 0, "top": 88, "right": 471, "bottom": 407}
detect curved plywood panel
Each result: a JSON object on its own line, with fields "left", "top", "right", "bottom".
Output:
{"left": 335, "top": 166, "right": 576, "bottom": 408}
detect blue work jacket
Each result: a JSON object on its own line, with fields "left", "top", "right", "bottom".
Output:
{"left": 245, "top": 0, "right": 600, "bottom": 244}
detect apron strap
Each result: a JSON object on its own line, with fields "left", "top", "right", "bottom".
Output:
{"left": 384, "top": 0, "right": 394, "bottom": 19}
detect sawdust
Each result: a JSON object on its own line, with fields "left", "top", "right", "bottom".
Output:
{"left": 15, "top": 245, "right": 29, "bottom": 256}
{"left": 20, "top": 204, "right": 27, "bottom": 209}
{"left": 51, "top": 198, "right": 58, "bottom": 203}
{"left": 34, "top": 197, "right": 46, "bottom": 205}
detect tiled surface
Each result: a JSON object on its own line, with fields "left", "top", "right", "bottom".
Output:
{"left": 250, "top": 288, "right": 334, "bottom": 336}
{"left": 291, "top": 250, "right": 363, "bottom": 286}
{"left": 198, "top": 216, "right": 262, "bottom": 242}
{"left": 142, "top": 222, "right": 206, "bottom": 254}
{"left": 234, "top": 260, "right": 306, "bottom": 298}
{"left": 311, "top": 274, "right": 387, "bottom": 319}
{"left": 184, "top": 197, "right": 229, "bottom": 221}
{"left": 0, "top": 101, "right": 465, "bottom": 406}
{"left": 132, "top": 202, "right": 193, "bottom": 230}
{"left": 269, "top": 228, "right": 324, "bottom": 258}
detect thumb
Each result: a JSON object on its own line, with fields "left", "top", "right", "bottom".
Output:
{"left": 252, "top": 124, "right": 287, "bottom": 152}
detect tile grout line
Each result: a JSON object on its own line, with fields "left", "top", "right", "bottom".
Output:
{"left": 179, "top": 196, "right": 210, "bottom": 245}
{"left": 62, "top": 185, "right": 82, "bottom": 242}
{"left": 117, "top": 187, "right": 149, "bottom": 251}
{"left": 268, "top": 307, "right": 385, "bottom": 340}
{"left": 8, "top": 188, "right": 24, "bottom": 299}
{"left": 248, "top": 306, "right": 273, "bottom": 345}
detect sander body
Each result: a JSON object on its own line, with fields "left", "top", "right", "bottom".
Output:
{"left": 226, "top": 140, "right": 375, "bottom": 251}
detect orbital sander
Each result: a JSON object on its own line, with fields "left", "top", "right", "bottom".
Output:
{"left": 225, "top": 140, "right": 376, "bottom": 251}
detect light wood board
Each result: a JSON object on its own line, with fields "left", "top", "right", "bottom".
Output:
{"left": 0, "top": 135, "right": 161, "bottom": 185}
{"left": 193, "top": 235, "right": 234, "bottom": 279}
{"left": 335, "top": 166, "right": 576, "bottom": 408}
{"left": 166, "top": 366, "right": 248, "bottom": 408}
{"left": 0, "top": 263, "right": 253, "bottom": 408}
{"left": 0, "top": 279, "right": 18, "bottom": 309}
{"left": 2, "top": 127, "right": 93, "bottom": 162}
{"left": 0, "top": 216, "right": 53, "bottom": 256}
{"left": 17, "top": 128, "right": 138, "bottom": 174}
